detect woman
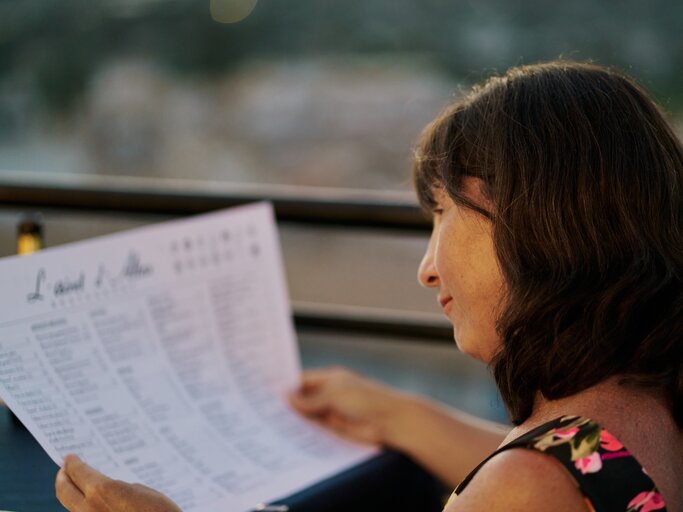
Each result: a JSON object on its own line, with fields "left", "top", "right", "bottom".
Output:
{"left": 55, "top": 61, "right": 683, "bottom": 511}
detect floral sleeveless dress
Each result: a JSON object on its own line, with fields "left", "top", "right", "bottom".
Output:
{"left": 448, "top": 416, "right": 667, "bottom": 512}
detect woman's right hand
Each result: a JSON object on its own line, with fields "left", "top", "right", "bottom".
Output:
{"left": 288, "top": 367, "right": 412, "bottom": 446}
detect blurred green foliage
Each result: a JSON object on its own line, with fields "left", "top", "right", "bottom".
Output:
{"left": 0, "top": 0, "right": 681, "bottom": 114}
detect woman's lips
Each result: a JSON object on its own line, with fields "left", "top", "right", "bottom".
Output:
{"left": 439, "top": 296, "right": 453, "bottom": 310}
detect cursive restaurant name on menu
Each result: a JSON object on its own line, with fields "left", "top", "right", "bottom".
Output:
{"left": 26, "top": 251, "right": 153, "bottom": 304}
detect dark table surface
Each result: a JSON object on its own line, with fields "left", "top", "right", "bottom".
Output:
{"left": 0, "top": 407, "right": 446, "bottom": 512}
{"left": 0, "top": 408, "right": 65, "bottom": 511}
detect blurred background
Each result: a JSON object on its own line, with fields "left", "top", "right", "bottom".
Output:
{"left": 1, "top": 0, "right": 681, "bottom": 184}
{"left": 0, "top": 0, "right": 681, "bottom": 422}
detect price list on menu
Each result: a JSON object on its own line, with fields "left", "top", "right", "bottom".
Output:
{"left": 0, "top": 202, "right": 375, "bottom": 511}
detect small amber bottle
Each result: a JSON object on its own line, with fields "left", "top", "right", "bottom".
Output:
{"left": 17, "top": 213, "right": 45, "bottom": 255}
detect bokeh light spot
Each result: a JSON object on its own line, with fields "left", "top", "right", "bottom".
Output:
{"left": 210, "top": 0, "right": 258, "bottom": 24}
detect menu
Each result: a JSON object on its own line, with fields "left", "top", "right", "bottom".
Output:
{"left": 0, "top": 202, "right": 376, "bottom": 511}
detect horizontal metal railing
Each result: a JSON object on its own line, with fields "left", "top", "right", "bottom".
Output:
{"left": 0, "top": 171, "right": 431, "bottom": 231}
{"left": 293, "top": 301, "right": 452, "bottom": 340}
{"left": 0, "top": 171, "right": 450, "bottom": 342}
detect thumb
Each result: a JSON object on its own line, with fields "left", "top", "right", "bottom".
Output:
{"left": 63, "top": 454, "right": 99, "bottom": 490}
{"left": 287, "top": 388, "right": 331, "bottom": 416}
{"left": 326, "top": 411, "right": 381, "bottom": 445}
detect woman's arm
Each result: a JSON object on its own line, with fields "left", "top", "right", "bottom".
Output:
{"left": 288, "top": 367, "right": 509, "bottom": 486}
{"left": 388, "top": 393, "right": 510, "bottom": 485}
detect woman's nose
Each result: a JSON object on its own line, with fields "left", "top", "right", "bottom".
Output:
{"left": 417, "top": 238, "right": 439, "bottom": 288}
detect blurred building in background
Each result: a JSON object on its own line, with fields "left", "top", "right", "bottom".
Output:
{"left": 0, "top": 0, "right": 680, "bottom": 187}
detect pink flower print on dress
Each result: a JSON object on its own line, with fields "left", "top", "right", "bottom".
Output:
{"left": 553, "top": 426, "right": 580, "bottom": 440}
{"left": 626, "top": 490, "right": 665, "bottom": 512}
{"left": 574, "top": 451, "right": 602, "bottom": 474}
{"left": 599, "top": 429, "right": 624, "bottom": 452}
{"left": 532, "top": 417, "right": 595, "bottom": 454}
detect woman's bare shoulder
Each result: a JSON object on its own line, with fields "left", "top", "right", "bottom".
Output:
{"left": 445, "top": 448, "right": 588, "bottom": 512}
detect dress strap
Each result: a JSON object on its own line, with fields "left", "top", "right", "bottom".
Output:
{"left": 451, "top": 416, "right": 666, "bottom": 512}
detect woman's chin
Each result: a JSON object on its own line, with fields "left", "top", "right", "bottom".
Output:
{"left": 453, "top": 330, "right": 498, "bottom": 364}
{"left": 453, "top": 334, "right": 480, "bottom": 360}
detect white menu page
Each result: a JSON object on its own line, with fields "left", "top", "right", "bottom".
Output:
{"left": 0, "top": 202, "right": 376, "bottom": 511}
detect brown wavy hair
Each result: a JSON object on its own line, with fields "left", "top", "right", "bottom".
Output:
{"left": 413, "top": 61, "right": 683, "bottom": 427}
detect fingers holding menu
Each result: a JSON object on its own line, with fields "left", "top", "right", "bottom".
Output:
{"left": 288, "top": 367, "right": 409, "bottom": 445}
{"left": 57, "top": 454, "right": 183, "bottom": 512}
{"left": 55, "top": 465, "right": 86, "bottom": 511}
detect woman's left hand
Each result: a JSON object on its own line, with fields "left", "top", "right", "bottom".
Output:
{"left": 55, "top": 454, "right": 182, "bottom": 512}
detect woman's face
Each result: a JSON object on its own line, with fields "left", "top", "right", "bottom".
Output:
{"left": 417, "top": 178, "right": 505, "bottom": 363}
